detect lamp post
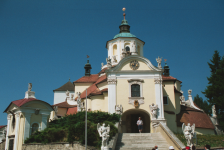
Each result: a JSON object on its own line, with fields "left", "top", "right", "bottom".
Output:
{"left": 85, "top": 88, "right": 87, "bottom": 150}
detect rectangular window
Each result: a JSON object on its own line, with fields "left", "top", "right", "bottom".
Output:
{"left": 163, "top": 96, "right": 168, "bottom": 105}
{"left": 131, "top": 84, "right": 140, "bottom": 97}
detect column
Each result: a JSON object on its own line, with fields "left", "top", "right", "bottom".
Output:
{"left": 41, "top": 114, "right": 49, "bottom": 131}
{"left": 5, "top": 114, "right": 12, "bottom": 150}
{"left": 154, "top": 78, "right": 164, "bottom": 119}
{"left": 23, "top": 113, "right": 32, "bottom": 142}
{"left": 13, "top": 112, "right": 20, "bottom": 150}
{"left": 108, "top": 78, "right": 117, "bottom": 114}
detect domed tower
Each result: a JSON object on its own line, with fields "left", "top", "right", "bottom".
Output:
{"left": 104, "top": 8, "right": 145, "bottom": 68}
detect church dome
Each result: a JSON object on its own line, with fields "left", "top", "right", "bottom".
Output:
{"left": 113, "top": 32, "right": 136, "bottom": 39}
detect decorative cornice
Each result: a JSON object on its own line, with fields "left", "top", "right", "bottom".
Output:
{"left": 107, "top": 79, "right": 117, "bottom": 84}
{"left": 128, "top": 79, "right": 144, "bottom": 83}
{"left": 15, "top": 112, "right": 20, "bottom": 118}
{"left": 154, "top": 78, "right": 162, "bottom": 84}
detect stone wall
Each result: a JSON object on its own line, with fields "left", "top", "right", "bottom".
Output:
{"left": 0, "top": 141, "right": 5, "bottom": 150}
{"left": 22, "top": 142, "right": 98, "bottom": 150}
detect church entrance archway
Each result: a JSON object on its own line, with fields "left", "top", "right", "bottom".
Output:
{"left": 121, "top": 109, "right": 151, "bottom": 133}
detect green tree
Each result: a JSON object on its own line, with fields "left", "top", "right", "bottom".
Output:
{"left": 193, "top": 94, "right": 211, "bottom": 115}
{"left": 202, "top": 50, "right": 224, "bottom": 130}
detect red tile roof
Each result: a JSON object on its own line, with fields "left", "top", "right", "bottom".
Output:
{"left": 4, "top": 98, "right": 53, "bottom": 112}
{"left": 95, "top": 75, "right": 107, "bottom": 85}
{"left": 176, "top": 105, "right": 215, "bottom": 129}
{"left": 101, "top": 88, "right": 108, "bottom": 92}
{"left": 66, "top": 107, "right": 77, "bottom": 115}
{"left": 162, "top": 75, "right": 182, "bottom": 83}
{"left": 52, "top": 101, "right": 76, "bottom": 108}
{"left": 74, "top": 74, "right": 99, "bottom": 83}
{"left": 0, "top": 125, "right": 6, "bottom": 129}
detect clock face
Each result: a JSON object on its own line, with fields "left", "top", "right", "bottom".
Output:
{"left": 130, "top": 60, "right": 139, "bottom": 70}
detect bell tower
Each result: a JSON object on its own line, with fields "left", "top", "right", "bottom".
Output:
{"left": 84, "top": 60, "right": 92, "bottom": 76}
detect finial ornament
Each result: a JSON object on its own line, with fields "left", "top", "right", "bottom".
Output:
{"left": 164, "top": 59, "right": 167, "bottom": 62}
{"left": 122, "top": 7, "right": 126, "bottom": 19}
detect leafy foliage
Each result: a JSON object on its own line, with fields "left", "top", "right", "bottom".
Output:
{"left": 202, "top": 50, "right": 224, "bottom": 130}
{"left": 193, "top": 94, "right": 211, "bottom": 115}
{"left": 25, "top": 111, "right": 120, "bottom": 148}
{"left": 175, "top": 133, "right": 224, "bottom": 147}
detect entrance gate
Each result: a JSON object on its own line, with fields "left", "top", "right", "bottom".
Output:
{"left": 121, "top": 109, "right": 151, "bottom": 133}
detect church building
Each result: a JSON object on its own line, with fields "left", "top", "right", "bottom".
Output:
{"left": 52, "top": 12, "right": 216, "bottom": 135}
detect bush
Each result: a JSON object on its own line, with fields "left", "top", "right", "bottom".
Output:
{"left": 25, "top": 111, "right": 120, "bottom": 149}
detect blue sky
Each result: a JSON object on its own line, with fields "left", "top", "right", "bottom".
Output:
{"left": 0, "top": 0, "right": 224, "bottom": 125}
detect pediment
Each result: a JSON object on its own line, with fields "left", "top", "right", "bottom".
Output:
{"left": 109, "top": 55, "right": 162, "bottom": 72}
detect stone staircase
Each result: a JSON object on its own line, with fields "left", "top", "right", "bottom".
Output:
{"left": 115, "top": 133, "right": 170, "bottom": 150}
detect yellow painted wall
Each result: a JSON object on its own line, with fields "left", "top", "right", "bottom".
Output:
{"left": 116, "top": 78, "right": 155, "bottom": 120}
{"left": 74, "top": 83, "right": 93, "bottom": 93}
{"left": 18, "top": 114, "right": 25, "bottom": 149}
{"left": 177, "top": 127, "right": 215, "bottom": 135}
{"left": 57, "top": 108, "right": 67, "bottom": 116}
{"left": 97, "top": 81, "right": 108, "bottom": 91}
{"left": 91, "top": 95, "right": 106, "bottom": 112}
{"left": 175, "top": 93, "right": 181, "bottom": 114}
{"left": 119, "top": 61, "right": 151, "bottom": 71}
{"left": 103, "top": 93, "right": 108, "bottom": 112}
{"left": 163, "top": 81, "right": 177, "bottom": 112}
{"left": 113, "top": 44, "right": 117, "bottom": 55}
{"left": 175, "top": 81, "right": 181, "bottom": 91}
{"left": 30, "top": 114, "right": 42, "bottom": 126}
{"left": 164, "top": 113, "right": 177, "bottom": 133}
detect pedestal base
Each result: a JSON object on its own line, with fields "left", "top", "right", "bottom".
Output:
{"left": 101, "top": 146, "right": 109, "bottom": 150}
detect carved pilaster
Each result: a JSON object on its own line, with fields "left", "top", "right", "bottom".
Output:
{"left": 154, "top": 78, "right": 162, "bottom": 84}
{"left": 107, "top": 79, "right": 117, "bottom": 84}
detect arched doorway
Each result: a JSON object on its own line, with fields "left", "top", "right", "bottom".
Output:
{"left": 121, "top": 109, "right": 151, "bottom": 133}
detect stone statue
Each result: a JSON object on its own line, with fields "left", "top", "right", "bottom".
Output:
{"left": 112, "top": 55, "right": 117, "bottom": 63}
{"left": 101, "top": 62, "right": 104, "bottom": 68}
{"left": 28, "top": 83, "right": 32, "bottom": 91}
{"left": 180, "top": 90, "right": 186, "bottom": 105}
{"left": 115, "top": 105, "right": 123, "bottom": 115}
{"left": 182, "top": 123, "right": 195, "bottom": 147}
{"left": 149, "top": 103, "right": 158, "bottom": 119}
{"left": 188, "top": 89, "right": 192, "bottom": 96}
{"left": 121, "top": 49, "right": 127, "bottom": 59}
{"left": 106, "top": 57, "right": 112, "bottom": 69}
{"left": 77, "top": 92, "right": 84, "bottom": 112}
{"left": 212, "top": 105, "right": 217, "bottom": 118}
{"left": 97, "top": 123, "right": 110, "bottom": 150}
{"left": 156, "top": 57, "right": 162, "bottom": 69}
{"left": 66, "top": 90, "right": 69, "bottom": 97}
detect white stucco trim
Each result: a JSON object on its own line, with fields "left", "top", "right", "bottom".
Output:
{"left": 108, "top": 77, "right": 117, "bottom": 114}
{"left": 13, "top": 112, "right": 20, "bottom": 150}
{"left": 5, "top": 114, "right": 12, "bottom": 150}
{"left": 154, "top": 77, "right": 164, "bottom": 119}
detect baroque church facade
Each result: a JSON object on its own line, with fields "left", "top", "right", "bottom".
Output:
{"left": 52, "top": 14, "right": 216, "bottom": 135}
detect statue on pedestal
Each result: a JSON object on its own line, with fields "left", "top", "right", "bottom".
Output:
{"left": 115, "top": 105, "right": 123, "bottom": 115}
{"left": 28, "top": 83, "right": 32, "bottom": 91}
{"left": 156, "top": 57, "right": 162, "bottom": 69}
{"left": 112, "top": 56, "right": 117, "bottom": 63}
{"left": 149, "top": 103, "right": 158, "bottom": 119}
{"left": 182, "top": 123, "right": 195, "bottom": 147}
{"left": 97, "top": 123, "right": 110, "bottom": 150}
{"left": 106, "top": 57, "right": 112, "bottom": 69}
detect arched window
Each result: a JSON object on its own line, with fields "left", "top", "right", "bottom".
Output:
{"left": 113, "top": 44, "right": 117, "bottom": 55}
{"left": 131, "top": 84, "right": 140, "bottom": 97}
{"left": 125, "top": 46, "right": 130, "bottom": 52}
{"left": 31, "top": 123, "right": 39, "bottom": 134}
